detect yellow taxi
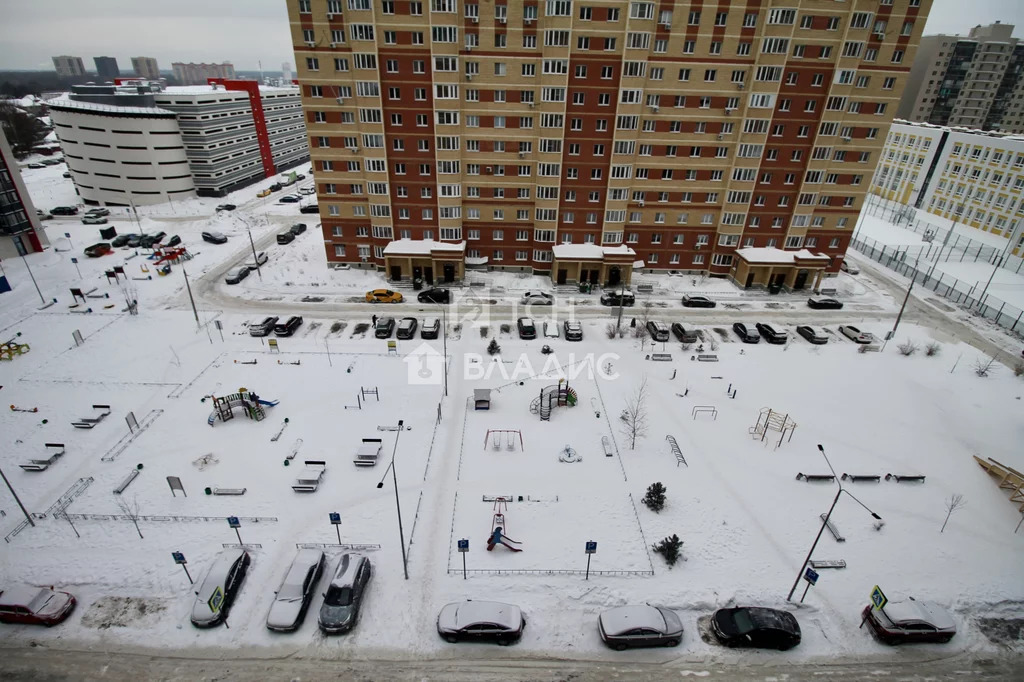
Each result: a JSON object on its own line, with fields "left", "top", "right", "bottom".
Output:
{"left": 365, "top": 289, "right": 404, "bottom": 304}
{"left": 257, "top": 188, "right": 272, "bottom": 198}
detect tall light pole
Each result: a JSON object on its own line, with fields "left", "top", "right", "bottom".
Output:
{"left": 0, "top": 465, "right": 34, "bottom": 528}
{"left": 926, "top": 200, "right": 966, "bottom": 282}
{"left": 440, "top": 305, "right": 448, "bottom": 396}
{"left": 245, "top": 224, "right": 262, "bottom": 280}
{"left": 17, "top": 242, "right": 46, "bottom": 305}
{"left": 787, "top": 444, "right": 881, "bottom": 602}
{"left": 377, "top": 420, "right": 408, "bottom": 580}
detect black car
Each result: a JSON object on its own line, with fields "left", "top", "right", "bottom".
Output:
{"left": 396, "top": 317, "right": 418, "bottom": 339}
{"left": 125, "top": 234, "right": 144, "bottom": 248}
{"left": 319, "top": 553, "right": 372, "bottom": 635}
{"left": 249, "top": 316, "right": 280, "bottom": 337}
{"left": 517, "top": 318, "right": 537, "bottom": 339}
{"left": 139, "top": 231, "right": 166, "bottom": 248}
{"left": 755, "top": 323, "right": 788, "bottom": 344}
{"left": 671, "top": 323, "right": 699, "bottom": 343}
{"left": 437, "top": 601, "right": 525, "bottom": 645}
{"left": 600, "top": 290, "right": 635, "bottom": 306}
{"left": 733, "top": 322, "right": 760, "bottom": 343}
{"left": 807, "top": 297, "right": 843, "bottom": 310}
{"left": 682, "top": 295, "right": 716, "bottom": 308}
{"left": 279, "top": 195, "right": 301, "bottom": 204}
{"left": 270, "top": 182, "right": 283, "bottom": 192}
{"left": 50, "top": 206, "right": 79, "bottom": 216}
{"left": 111, "top": 233, "right": 137, "bottom": 247}
{"left": 274, "top": 316, "right": 303, "bottom": 336}
{"left": 190, "top": 549, "right": 250, "bottom": 628}
{"left": 165, "top": 235, "right": 182, "bottom": 248}
{"left": 277, "top": 232, "right": 296, "bottom": 245}
{"left": 216, "top": 204, "right": 237, "bottom": 212}
{"left": 202, "top": 231, "right": 228, "bottom": 244}
{"left": 564, "top": 320, "right": 583, "bottom": 341}
{"left": 796, "top": 325, "right": 829, "bottom": 345}
{"left": 296, "top": 174, "right": 306, "bottom": 181}
{"left": 299, "top": 204, "right": 319, "bottom": 214}
{"left": 711, "top": 607, "right": 801, "bottom": 651}
{"left": 417, "top": 288, "right": 451, "bottom": 304}
{"left": 421, "top": 318, "right": 440, "bottom": 339}
{"left": 375, "top": 317, "right": 396, "bottom": 338}
{"left": 62, "top": 171, "right": 72, "bottom": 178}
{"left": 290, "top": 223, "right": 307, "bottom": 235}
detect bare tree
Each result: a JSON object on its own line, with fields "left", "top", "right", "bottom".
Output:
{"left": 940, "top": 494, "right": 966, "bottom": 533}
{"left": 117, "top": 496, "right": 144, "bottom": 539}
{"left": 620, "top": 376, "right": 650, "bottom": 450}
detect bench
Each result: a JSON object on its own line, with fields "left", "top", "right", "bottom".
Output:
{"left": 636, "top": 284, "right": 654, "bottom": 294}
{"left": 841, "top": 473, "right": 881, "bottom": 483}
{"left": 691, "top": 405, "right": 718, "bottom": 420}
{"left": 809, "top": 559, "right": 846, "bottom": 569}
{"left": 820, "top": 513, "right": 845, "bottom": 542}
{"left": 696, "top": 354, "right": 719, "bottom": 362}
{"left": 113, "top": 468, "right": 140, "bottom": 494}
{"left": 72, "top": 404, "right": 112, "bottom": 429}
{"left": 211, "top": 487, "right": 247, "bottom": 495}
{"left": 795, "top": 473, "right": 836, "bottom": 482}
{"left": 19, "top": 443, "right": 67, "bottom": 472}
{"left": 353, "top": 438, "right": 382, "bottom": 467}
{"left": 649, "top": 353, "right": 673, "bottom": 362}
{"left": 816, "top": 287, "right": 838, "bottom": 297}
{"left": 885, "top": 473, "right": 926, "bottom": 483}
{"left": 602, "top": 435, "right": 613, "bottom": 457}
{"left": 293, "top": 460, "right": 326, "bottom": 492}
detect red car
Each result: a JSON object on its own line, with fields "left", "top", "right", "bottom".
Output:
{"left": 0, "top": 586, "right": 76, "bottom": 626}
{"left": 84, "top": 242, "right": 112, "bottom": 257}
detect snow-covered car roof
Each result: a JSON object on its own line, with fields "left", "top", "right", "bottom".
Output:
{"left": 881, "top": 601, "right": 955, "bottom": 630}
{"left": 194, "top": 549, "right": 245, "bottom": 604}
{"left": 0, "top": 585, "right": 50, "bottom": 608}
{"left": 438, "top": 601, "right": 521, "bottom": 631}
{"left": 599, "top": 605, "right": 669, "bottom": 636}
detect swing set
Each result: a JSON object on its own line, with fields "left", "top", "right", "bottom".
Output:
{"left": 484, "top": 429, "right": 524, "bottom": 451}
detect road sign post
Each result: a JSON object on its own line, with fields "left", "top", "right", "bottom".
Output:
{"left": 208, "top": 585, "right": 228, "bottom": 628}
{"left": 800, "top": 566, "right": 820, "bottom": 603}
{"left": 172, "top": 551, "right": 192, "bottom": 584}
{"left": 330, "top": 512, "right": 342, "bottom": 544}
{"left": 70, "top": 256, "right": 81, "bottom": 279}
{"left": 585, "top": 541, "right": 597, "bottom": 580}
{"left": 458, "top": 538, "right": 469, "bottom": 580}
{"left": 870, "top": 585, "right": 888, "bottom": 610}
{"left": 227, "top": 516, "right": 242, "bottom": 545}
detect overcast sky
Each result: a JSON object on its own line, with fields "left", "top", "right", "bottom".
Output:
{"left": 0, "top": 0, "right": 1022, "bottom": 72}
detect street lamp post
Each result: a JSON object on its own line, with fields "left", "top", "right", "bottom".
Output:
{"left": 246, "top": 225, "right": 262, "bottom": 280}
{"left": 787, "top": 444, "right": 881, "bottom": 602}
{"left": 437, "top": 304, "right": 448, "bottom": 397}
{"left": 17, "top": 243, "right": 46, "bottom": 306}
{"left": 377, "top": 420, "right": 408, "bottom": 580}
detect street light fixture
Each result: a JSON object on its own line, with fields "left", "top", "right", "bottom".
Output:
{"left": 376, "top": 419, "right": 408, "bottom": 580}
{"left": 786, "top": 444, "right": 881, "bottom": 602}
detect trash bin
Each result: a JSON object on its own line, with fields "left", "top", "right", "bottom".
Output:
{"left": 579, "top": 283, "right": 588, "bottom": 294}
{"left": 768, "top": 284, "right": 781, "bottom": 295}
{"left": 99, "top": 226, "right": 117, "bottom": 240}
{"left": 413, "top": 278, "right": 423, "bottom": 291}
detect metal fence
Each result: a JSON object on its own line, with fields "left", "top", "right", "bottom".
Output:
{"left": 448, "top": 568, "right": 654, "bottom": 577}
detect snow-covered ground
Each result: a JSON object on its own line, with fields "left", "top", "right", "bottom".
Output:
{"left": 0, "top": 169, "right": 1021, "bottom": 669}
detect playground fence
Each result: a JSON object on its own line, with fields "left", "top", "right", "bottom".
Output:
{"left": 628, "top": 492, "right": 657, "bottom": 573}
{"left": 448, "top": 568, "right": 654, "bottom": 577}
{"left": 405, "top": 490, "right": 424, "bottom": 565}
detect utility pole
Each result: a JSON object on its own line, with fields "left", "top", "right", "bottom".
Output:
{"left": 183, "top": 267, "right": 200, "bottom": 328}
{"left": 926, "top": 201, "right": 966, "bottom": 281}
{"left": 245, "top": 222, "right": 262, "bottom": 280}
{"left": 17, "top": 244, "right": 46, "bottom": 305}
{"left": 0, "top": 466, "right": 34, "bottom": 528}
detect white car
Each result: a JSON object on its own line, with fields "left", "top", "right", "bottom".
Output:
{"left": 543, "top": 321, "right": 559, "bottom": 338}
{"left": 839, "top": 325, "right": 874, "bottom": 344}
{"left": 298, "top": 186, "right": 316, "bottom": 195}
{"left": 520, "top": 291, "right": 554, "bottom": 305}
{"left": 840, "top": 260, "right": 861, "bottom": 275}
{"left": 266, "top": 549, "right": 325, "bottom": 632}
{"left": 246, "top": 251, "right": 268, "bottom": 268}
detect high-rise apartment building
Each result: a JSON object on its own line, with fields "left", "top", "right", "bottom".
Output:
{"left": 94, "top": 56, "right": 121, "bottom": 81}
{"left": 52, "top": 55, "right": 86, "bottom": 79}
{"left": 171, "top": 62, "right": 237, "bottom": 85}
{"left": 898, "top": 22, "right": 1024, "bottom": 133}
{"left": 132, "top": 56, "right": 161, "bottom": 80}
{"left": 289, "top": 0, "right": 929, "bottom": 288}
{"left": 0, "top": 128, "right": 48, "bottom": 259}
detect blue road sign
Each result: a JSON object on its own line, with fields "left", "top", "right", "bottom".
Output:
{"left": 804, "top": 567, "right": 819, "bottom": 585}
{"left": 71, "top": 257, "right": 78, "bottom": 263}
{"left": 227, "top": 516, "right": 240, "bottom": 529}
{"left": 329, "top": 512, "right": 341, "bottom": 524}
{"left": 457, "top": 539, "right": 469, "bottom": 552}
{"left": 871, "top": 585, "right": 888, "bottom": 610}
{"left": 64, "top": 233, "right": 71, "bottom": 238}
{"left": 585, "top": 541, "right": 597, "bottom": 554}
{"left": 172, "top": 551, "right": 186, "bottom": 564}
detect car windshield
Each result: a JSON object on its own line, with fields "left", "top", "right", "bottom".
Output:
{"left": 324, "top": 585, "right": 353, "bottom": 606}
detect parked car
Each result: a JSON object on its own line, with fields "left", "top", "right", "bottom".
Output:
{"left": 318, "top": 553, "right": 372, "bottom": 634}
{"left": 289, "top": 223, "right": 307, "bottom": 235}
{"left": 35, "top": 209, "right": 52, "bottom": 221}
{"left": 202, "top": 231, "right": 228, "bottom": 244}
{"left": 62, "top": 171, "right": 72, "bottom": 178}
{"left": 269, "top": 182, "right": 283, "bottom": 192}
{"left": 85, "top": 207, "right": 110, "bottom": 217}
{"left": 396, "top": 317, "right": 418, "bottom": 339}
{"left": 249, "top": 316, "right": 279, "bottom": 337}
{"left": 111, "top": 233, "right": 137, "bottom": 247}
{"left": 840, "top": 260, "right": 861, "bottom": 275}
{"left": 861, "top": 600, "right": 956, "bottom": 645}
{"left": 756, "top": 323, "right": 788, "bottom": 344}
{"left": 646, "top": 320, "right": 670, "bottom": 342}
{"left": 366, "top": 289, "right": 403, "bottom": 304}
{"left": 299, "top": 186, "right": 316, "bottom": 195}
{"left": 165, "top": 235, "right": 182, "bottom": 248}
{"left": 224, "top": 266, "right": 251, "bottom": 285}
{"left": 417, "top": 288, "right": 450, "bottom": 304}
{"left": 274, "top": 316, "right": 303, "bottom": 336}
{"left": 564, "top": 320, "right": 583, "bottom": 341}
{"left": 437, "top": 600, "right": 525, "bottom": 645}
{"left": 671, "top": 323, "right": 699, "bottom": 343}
{"left": 139, "top": 231, "right": 166, "bottom": 248}
{"left": 84, "top": 242, "right": 112, "bottom": 257}
{"left": 299, "top": 204, "right": 319, "bottom": 214}
{"left": 598, "top": 605, "right": 684, "bottom": 650}
{"left": 839, "top": 325, "right": 874, "bottom": 344}
{"left": 41, "top": 159, "right": 63, "bottom": 166}
{"left": 421, "top": 318, "right": 440, "bottom": 339}
{"left": 796, "top": 325, "right": 829, "bottom": 345}
{"left": 517, "top": 318, "right": 537, "bottom": 339}
{"left": 82, "top": 214, "right": 108, "bottom": 224}
{"left": 374, "top": 317, "right": 396, "bottom": 338}
{"left": 190, "top": 549, "right": 251, "bottom": 628}
{"left": 711, "top": 607, "right": 801, "bottom": 650}
{"left": 521, "top": 291, "right": 554, "bottom": 306}
{"left": 257, "top": 189, "right": 272, "bottom": 198}
{"left": 733, "top": 322, "right": 760, "bottom": 343}
{"left": 246, "top": 251, "right": 269, "bottom": 268}
{"left": 215, "top": 204, "right": 237, "bottom": 212}
{"left": 266, "top": 549, "right": 325, "bottom": 632}
{"left": 600, "top": 290, "right": 635, "bottom": 306}
{"left": 276, "top": 232, "right": 295, "bottom": 245}
{"left": 50, "top": 206, "right": 78, "bottom": 216}
{"left": 807, "top": 297, "right": 844, "bottom": 310}
{"left": 27, "top": 162, "right": 46, "bottom": 169}
{"left": 279, "top": 194, "right": 301, "bottom": 203}
{"left": 682, "top": 295, "right": 717, "bottom": 308}
{"left": 296, "top": 173, "right": 306, "bottom": 181}
{"left": 125, "top": 234, "right": 144, "bottom": 248}
{"left": 0, "top": 585, "right": 76, "bottom": 626}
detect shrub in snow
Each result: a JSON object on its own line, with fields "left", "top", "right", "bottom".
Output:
{"left": 897, "top": 340, "right": 919, "bottom": 356}
{"left": 500, "top": 323, "right": 512, "bottom": 335}
{"left": 653, "top": 534, "right": 684, "bottom": 567}
{"left": 605, "top": 323, "right": 619, "bottom": 339}
{"left": 974, "top": 357, "right": 996, "bottom": 377}
{"left": 643, "top": 482, "right": 667, "bottom": 513}
{"left": 453, "top": 323, "right": 462, "bottom": 334}
{"left": 480, "top": 326, "right": 489, "bottom": 338}
{"left": 487, "top": 339, "right": 501, "bottom": 356}
{"left": 1014, "top": 361, "right": 1024, "bottom": 377}
{"left": 330, "top": 321, "right": 344, "bottom": 334}
{"left": 940, "top": 493, "right": 966, "bottom": 533}
{"left": 925, "top": 342, "right": 941, "bottom": 357}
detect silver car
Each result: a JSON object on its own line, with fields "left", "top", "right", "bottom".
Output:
{"left": 318, "top": 553, "right": 371, "bottom": 634}
{"left": 266, "top": 549, "right": 325, "bottom": 632}
{"left": 190, "top": 549, "right": 250, "bottom": 628}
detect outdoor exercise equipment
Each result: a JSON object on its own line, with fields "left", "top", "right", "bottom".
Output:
{"left": 0, "top": 333, "right": 30, "bottom": 361}
{"left": 748, "top": 407, "right": 797, "bottom": 448}
{"left": 10, "top": 405, "right": 38, "bottom": 413}
{"left": 484, "top": 429, "right": 523, "bottom": 451}
{"left": 529, "top": 379, "right": 577, "bottom": 421}
{"left": 558, "top": 444, "right": 582, "bottom": 463}
{"left": 205, "top": 388, "right": 278, "bottom": 426}
{"left": 665, "top": 435, "right": 687, "bottom": 467}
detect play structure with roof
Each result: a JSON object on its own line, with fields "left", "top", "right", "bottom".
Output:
{"left": 529, "top": 379, "right": 578, "bottom": 421}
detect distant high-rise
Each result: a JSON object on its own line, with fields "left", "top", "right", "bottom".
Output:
{"left": 282, "top": 62, "right": 292, "bottom": 84}
{"left": 52, "top": 55, "right": 86, "bottom": 79}
{"left": 131, "top": 56, "right": 160, "bottom": 80}
{"left": 171, "top": 62, "right": 236, "bottom": 85}
{"left": 898, "top": 22, "right": 1024, "bottom": 133}
{"left": 93, "top": 56, "right": 120, "bottom": 82}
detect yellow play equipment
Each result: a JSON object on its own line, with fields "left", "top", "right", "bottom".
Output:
{"left": 0, "top": 341, "right": 30, "bottom": 361}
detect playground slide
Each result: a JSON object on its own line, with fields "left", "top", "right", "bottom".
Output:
{"left": 207, "top": 411, "right": 217, "bottom": 426}
{"left": 257, "top": 399, "right": 279, "bottom": 407}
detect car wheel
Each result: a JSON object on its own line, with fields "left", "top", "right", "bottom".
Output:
{"left": 391, "top": 299, "right": 399, "bottom": 303}
{"left": 445, "top": 635, "right": 458, "bottom": 643}
{"left": 497, "top": 638, "right": 511, "bottom": 646}
{"left": 664, "top": 639, "right": 679, "bottom": 647}
{"left": 614, "top": 643, "right": 627, "bottom": 651}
